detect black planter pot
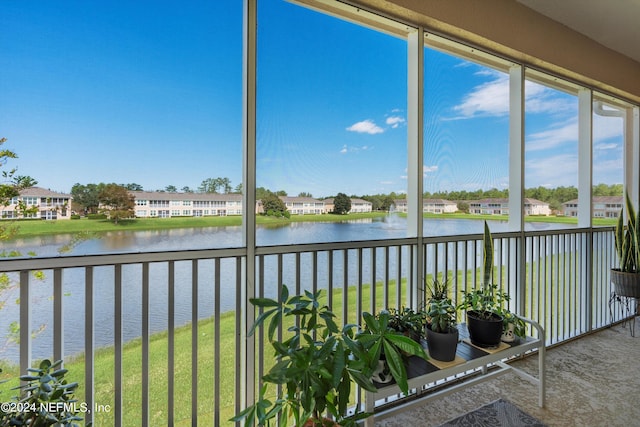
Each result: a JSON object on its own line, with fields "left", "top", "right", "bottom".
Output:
{"left": 611, "top": 268, "right": 640, "bottom": 298}
{"left": 425, "top": 324, "right": 459, "bottom": 362}
{"left": 466, "top": 310, "right": 503, "bottom": 348}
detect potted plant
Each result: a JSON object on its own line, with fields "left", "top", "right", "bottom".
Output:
{"left": 457, "top": 221, "right": 505, "bottom": 348}
{"left": 495, "top": 299, "right": 527, "bottom": 343}
{"left": 387, "top": 306, "right": 426, "bottom": 342}
{"left": 231, "top": 285, "right": 427, "bottom": 427}
{"left": 611, "top": 192, "right": 640, "bottom": 298}
{"left": 424, "top": 279, "right": 459, "bottom": 361}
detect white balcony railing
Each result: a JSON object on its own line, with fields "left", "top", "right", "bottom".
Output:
{"left": 0, "top": 227, "right": 628, "bottom": 426}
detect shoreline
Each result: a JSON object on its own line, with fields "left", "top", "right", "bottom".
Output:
{"left": 2, "top": 212, "right": 613, "bottom": 241}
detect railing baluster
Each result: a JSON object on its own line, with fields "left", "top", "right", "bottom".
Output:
{"left": 114, "top": 263, "right": 123, "bottom": 427}
{"left": 141, "top": 262, "right": 150, "bottom": 427}
{"left": 191, "top": 259, "right": 198, "bottom": 427}
{"left": 53, "top": 268, "right": 63, "bottom": 363}
{"left": 168, "top": 261, "right": 175, "bottom": 424}
{"left": 84, "top": 267, "right": 94, "bottom": 426}
{"left": 214, "top": 258, "right": 221, "bottom": 427}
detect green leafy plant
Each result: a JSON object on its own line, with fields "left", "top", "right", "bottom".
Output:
{"left": 614, "top": 192, "right": 640, "bottom": 273}
{"left": 2, "top": 359, "right": 86, "bottom": 427}
{"left": 426, "top": 277, "right": 450, "bottom": 302}
{"left": 231, "top": 285, "right": 427, "bottom": 427}
{"left": 457, "top": 221, "right": 505, "bottom": 320}
{"left": 426, "top": 298, "right": 457, "bottom": 333}
{"left": 387, "top": 306, "right": 426, "bottom": 341}
{"left": 498, "top": 309, "right": 527, "bottom": 339}
{"left": 357, "top": 310, "right": 428, "bottom": 394}
{"left": 425, "top": 278, "right": 457, "bottom": 333}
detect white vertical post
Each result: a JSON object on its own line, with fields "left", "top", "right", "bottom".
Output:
{"left": 509, "top": 65, "right": 524, "bottom": 313}
{"left": 509, "top": 65, "right": 524, "bottom": 232}
{"left": 407, "top": 28, "right": 424, "bottom": 308}
{"left": 577, "top": 89, "right": 593, "bottom": 228}
{"left": 577, "top": 88, "right": 592, "bottom": 331}
{"left": 626, "top": 106, "right": 640, "bottom": 206}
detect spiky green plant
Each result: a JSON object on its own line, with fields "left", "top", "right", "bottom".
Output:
{"left": 614, "top": 192, "right": 640, "bottom": 273}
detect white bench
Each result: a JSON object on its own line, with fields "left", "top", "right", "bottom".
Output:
{"left": 364, "top": 317, "right": 545, "bottom": 426}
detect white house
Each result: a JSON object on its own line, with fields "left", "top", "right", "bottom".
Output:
{"left": 131, "top": 191, "right": 244, "bottom": 218}
{"left": 562, "top": 196, "right": 623, "bottom": 218}
{"left": 0, "top": 187, "right": 72, "bottom": 220}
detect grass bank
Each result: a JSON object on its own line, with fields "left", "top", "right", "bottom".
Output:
{"left": 7, "top": 212, "right": 388, "bottom": 240}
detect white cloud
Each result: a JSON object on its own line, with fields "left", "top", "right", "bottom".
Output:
{"left": 423, "top": 165, "right": 438, "bottom": 176}
{"left": 526, "top": 119, "right": 578, "bottom": 151}
{"left": 346, "top": 119, "right": 384, "bottom": 134}
{"left": 451, "top": 73, "right": 510, "bottom": 119}
{"left": 526, "top": 153, "right": 578, "bottom": 187}
{"left": 386, "top": 116, "right": 406, "bottom": 129}
{"left": 340, "top": 144, "right": 371, "bottom": 154}
{"left": 449, "top": 72, "right": 577, "bottom": 120}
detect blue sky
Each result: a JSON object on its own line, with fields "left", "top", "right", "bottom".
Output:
{"left": 1, "top": 0, "right": 624, "bottom": 197}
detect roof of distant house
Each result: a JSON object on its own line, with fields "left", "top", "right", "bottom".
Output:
{"left": 20, "top": 186, "right": 70, "bottom": 197}
{"left": 563, "top": 196, "right": 623, "bottom": 205}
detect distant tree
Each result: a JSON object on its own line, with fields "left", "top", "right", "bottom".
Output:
{"left": 122, "top": 183, "right": 143, "bottom": 191}
{"left": 12, "top": 175, "right": 37, "bottom": 188}
{"left": 181, "top": 186, "right": 193, "bottom": 193}
{"left": 256, "top": 187, "right": 270, "bottom": 200}
{"left": 98, "top": 183, "right": 135, "bottom": 224}
{"left": 298, "top": 192, "right": 313, "bottom": 198}
{"left": 275, "top": 190, "right": 288, "bottom": 196}
{"left": 71, "top": 183, "right": 104, "bottom": 214}
{"left": 199, "top": 178, "right": 218, "bottom": 193}
{"left": 165, "top": 185, "right": 177, "bottom": 192}
{"left": 457, "top": 201, "right": 469, "bottom": 213}
{"left": 333, "top": 193, "right": 351, "bottom": 215}
{"left": 261, "top": 191, "right": 289, "bottom": 218}
{"left": 234, "top": 183, "right": 243, "bottom": 194}
{"left": 218, "top": 177, "right": 232, "bottom": 194}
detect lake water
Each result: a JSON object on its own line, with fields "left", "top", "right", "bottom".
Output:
{"left": 0, "top": 217, "right": 570, "bottom": 362}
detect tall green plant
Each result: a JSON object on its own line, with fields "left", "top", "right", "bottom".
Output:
{"left": 615, "top": 192, "right": 640, "bottom": 273}
{"left": 458, "top": 221, "right": 504, "bottom": 320}
{"left": 482, "top": 220, "right": 493, "bottom": 286}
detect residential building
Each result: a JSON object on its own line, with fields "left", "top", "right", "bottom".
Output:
{"left": 130, "top": 191, "right": 243, "bottom": 218}
{"left": 392, "top": 199, "right": 458, "bottom": 214}
{"left": 323, "top": 197, "right": 373, "bottom": 213}
{"left": 280, "top": 196, "right": 325, "bottom": 215}
{"left": 468, "top": 198, "right": 550, "bottom": 216}
{"left": 0, "top": 187, "right": 72, "bottom": 220}
{"left": 562, "top": 196, "right": 623, "bottom": 218}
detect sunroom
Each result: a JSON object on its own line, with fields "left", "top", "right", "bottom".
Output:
{"left": 1, "top": 0, "right": 639, "bottom": 426}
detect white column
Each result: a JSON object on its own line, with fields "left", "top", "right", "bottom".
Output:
{"left": 509, "top": 65, "right": 524, "bottom": 232}
{"left": 577, "top": 89, "right": 593, "bottom": 227}
{"left": 407, "top": 28, "right": 424, "bottom": 307}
